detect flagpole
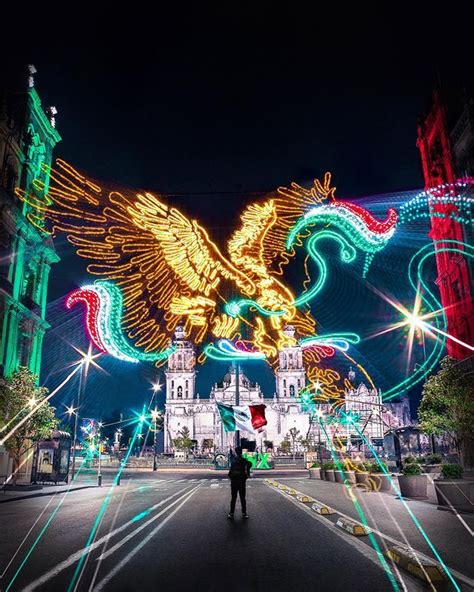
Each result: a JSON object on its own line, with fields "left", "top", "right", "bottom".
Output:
{"left": 235, "top": 362, "right": 240, "bottom": 448}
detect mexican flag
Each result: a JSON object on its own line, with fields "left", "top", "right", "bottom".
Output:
{"left": 217, "top": 403, "right": 267, "bottom": 433}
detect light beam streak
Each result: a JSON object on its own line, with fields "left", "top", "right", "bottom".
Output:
{"left": 350, "top": 418, "right": 460, "bottom": 591}
{"left": 319, "top": 417, "right": 401, "bottom": 591}
{"left": 0, "top": 365, "right": 81, "bottom": 446}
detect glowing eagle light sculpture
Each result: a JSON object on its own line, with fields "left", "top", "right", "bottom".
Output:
{"left": 17, "top": 161, "right": 398, "bottom": 373}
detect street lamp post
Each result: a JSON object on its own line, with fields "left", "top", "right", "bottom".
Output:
{"left": 152, "top": 408, "right": 158, "bottom": 471}
{"left": 71, "top": 362, "right": 85, "bottom": 481}
{"left": 97, "top": 422, "right": 103, "bottom": 486}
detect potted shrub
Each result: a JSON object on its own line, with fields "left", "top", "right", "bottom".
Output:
{"left": 434, "top": 464, "right": 471, "bottom": 511}
{"left": 308, "top": 462, "right": 322, "bottom": 480}
{"left": 342, "top": 459, "right": 356, "bottom": 485}
{"left": 322, "top": 462, "right": 336, "bottom": 481}
{"left": 421, "top": 453, "right": 442, "bottom": 474}
{"left": 368, "top": 461, "right": 392, "bottom": 493}
{"left": 355, "top": 462, "right": 370, "bottom": 487}
{"left": 334, "top": 463, "right": 345, "bottom": 483}
{"left": 398, "top": 462, "right": 428, "bottom": 499}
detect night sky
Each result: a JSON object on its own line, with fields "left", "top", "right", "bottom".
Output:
{"left": 5, "top": 10, "right": 472, "bottom": 432}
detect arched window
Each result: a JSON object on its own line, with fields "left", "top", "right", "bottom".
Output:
{"left": 172, "top": 380, "right": 174, "bottom": 388}
{"left": 177, "top": 386, "right": 183, "bottom": 398}
{"left": 297, "top": 379, "right": 301, "bottom": 389}
{"left": 290, "top": 385, "right": 295, "bottom": 397}
{"left": 283, "top": 379, "right": 286, "bottom": 388}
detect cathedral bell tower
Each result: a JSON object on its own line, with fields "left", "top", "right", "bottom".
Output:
{"left": 165, "top": 325, "right": 196, "bottom": 401}
{"left": 275, "top": 325, "right": 306, "bottom": 398}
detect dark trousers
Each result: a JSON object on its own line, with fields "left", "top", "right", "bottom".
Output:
{"left": 230, "top": 479, "right": 247, "bottom": 514}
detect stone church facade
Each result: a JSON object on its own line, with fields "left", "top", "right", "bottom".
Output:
{"left": 164, "top": 326, "right": 402, "bottom": 453}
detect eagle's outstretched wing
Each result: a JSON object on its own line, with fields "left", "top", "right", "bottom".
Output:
{"left": 21, "top": 159, "right": 251, "bottom": 350}
{"left": 229, "top": 173, "right": 336, "bottom": 277}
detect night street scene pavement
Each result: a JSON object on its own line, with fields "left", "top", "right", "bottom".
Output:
{"left": 1, "top": 8, "right": 474, "bottom": 592}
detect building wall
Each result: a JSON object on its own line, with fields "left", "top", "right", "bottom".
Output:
{"left": 164, "top": 326, "right": 386, "bottom": 453}
{"left": 0, "top": 66, "right": 60, "bottom": 381}
{"left": 416, "top": 91, "right": 474, "bottom": 360}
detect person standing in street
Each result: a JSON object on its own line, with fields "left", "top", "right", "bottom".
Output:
{"left": 227, "top": 446, "right": 252, "bottom": 519}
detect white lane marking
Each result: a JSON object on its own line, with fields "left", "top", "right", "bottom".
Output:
{"left": 20, "top": 485, "right": 193, "bottom": 592}
{"left": 93, "top": 487, "right": 200, "bottom": 591}
{"left": 96, "top": 485, "right": 201, "bottom": 561}
{"left": 87, "top": 479, "right": 132, "bottom": 592}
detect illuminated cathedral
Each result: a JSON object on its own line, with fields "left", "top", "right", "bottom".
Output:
{"left": 163, "top": 325, "right": 400, "bottom": 453}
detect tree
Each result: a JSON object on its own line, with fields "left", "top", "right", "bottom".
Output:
{"left": 298, "top": 437, "right": 312, "bottom": 452}
{"left": 288, "top": 427, "right": 301, "bottom": 460}
{"left": 172, "top": 426, "right": 194, "bottom": 452}
{"left": 0, "top": 368, "right": 58, "bottom": 483}
{"left": 279, "top": 436, "right": 291, "bottom": 454}
{"left": 201, "top": 438, "right": 214, "bottom": 452}
{"left": 418, "top": 357, "right": 474, "bottom": 467}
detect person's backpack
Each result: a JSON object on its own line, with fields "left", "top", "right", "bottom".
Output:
{"left": 228, "top": 456, "right": 248, "bottom": 479}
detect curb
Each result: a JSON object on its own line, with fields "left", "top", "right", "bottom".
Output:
{"left": 385, "top": 546, "right": 448, "bottom": 587}
{"left": 336, "top": 516, "right": 371, "bottom": 536}
{"left": 0, "top": 485, "right": 94, "bottom": 504}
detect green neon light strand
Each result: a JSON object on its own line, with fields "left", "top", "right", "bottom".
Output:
{"left": 67, "top": 416, "right": 144, "bottom": 592}
{"left": 5, "top": 459, "right": 87, "bottom": 592}
{"left": 350, "top": 419, "right": 460, "bottom": 591}
{"left": 293, "top": 231, "right": 356, "bottom": 306}
{"left": 95, "top": 281, "right": 175, "bottom": 363}
{"left": 286, "top": 208, "right": 393, "bottom": 253}
{"left": 224, "top": 299, "right": 287, "bottom": 318}
{"left": 225, "top": 231, "right": 356, "bottom": 316}
{"left": 318, "top": 418, "right": 401, "bottom": 592}
{"left": 203, "top": 342, "right": 266, "bottom": 361}
{"left": 383, "top": 241, "right": 473, "bottom": 400}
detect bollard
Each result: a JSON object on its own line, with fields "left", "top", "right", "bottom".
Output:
{"left": 98, "top": 474, "right": 102, "bottom": 487}
{"left": 117, "top": 474, "right": 121, "bottom": 486}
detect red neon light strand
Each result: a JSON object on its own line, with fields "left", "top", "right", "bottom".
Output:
{"left": 66, "top": 289, "right": 107, "bottom": 352}
{"left": 335, "top": 202, "right": 398, "bottom": 234}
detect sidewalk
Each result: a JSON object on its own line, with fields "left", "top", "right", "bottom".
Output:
{"left": 0, "top": 471, "right": 100, "bottom": 503}
{"left": 285, "top": 475, "right": 474, "bottom": 584}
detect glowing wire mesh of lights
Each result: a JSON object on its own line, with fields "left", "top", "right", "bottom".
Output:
{"left": 383, "top": 240, "right": 473, "bottom": 400}
{"left": 225, "top": 204, "right": 394, "bottom": 318}
{"left": 317, "top": 417, "right": 401, "bottom": 592}
{"left": 66, "top": 281, "right": 176, "bottom": 363}
{"left": 300, "top": 332, "right": 361, "bottom": 352}
{"left": 349, "top": 420, "right": 461, "bottom": 591}
{"left": 204, "top": 339, "right": 266, "bottom": 361}
{"left": 24, "top": 160, "right": 327, "bottom": 361}
{"left": 286, "top": 201, "right": 398, "bottom": 278}
{"left": 398, "top": 180, "right": 473, "bottom": 225}
{"left": 66, "top": 416, "right": 145, "bottom": 592}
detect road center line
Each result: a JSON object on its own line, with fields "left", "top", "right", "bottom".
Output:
{"left": 20, "top": 484, "right": 193, "bottom": 592}
{"left": 93, "top": 486, "right": 200, "bottom": 592}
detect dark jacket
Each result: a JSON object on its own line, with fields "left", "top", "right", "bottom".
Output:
{"left": 228, "top": 455, "right": 252, "bottom": 480}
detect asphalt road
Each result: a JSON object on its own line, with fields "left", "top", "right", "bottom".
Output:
{"left": 0, "top": 471, "right": 471, "bottom": 592}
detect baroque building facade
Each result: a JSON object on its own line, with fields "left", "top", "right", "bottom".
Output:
{"left": 0, "top": 65, "right": 60, "bottom": 380}
{"left": 0, "top": 66, "right": 60, "bottom": 484}
{"left": 416, "top": 90, "right": 474, "bottom": 362}
{"left": 164, "top": 326, "right": 395, "bottom": 453}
